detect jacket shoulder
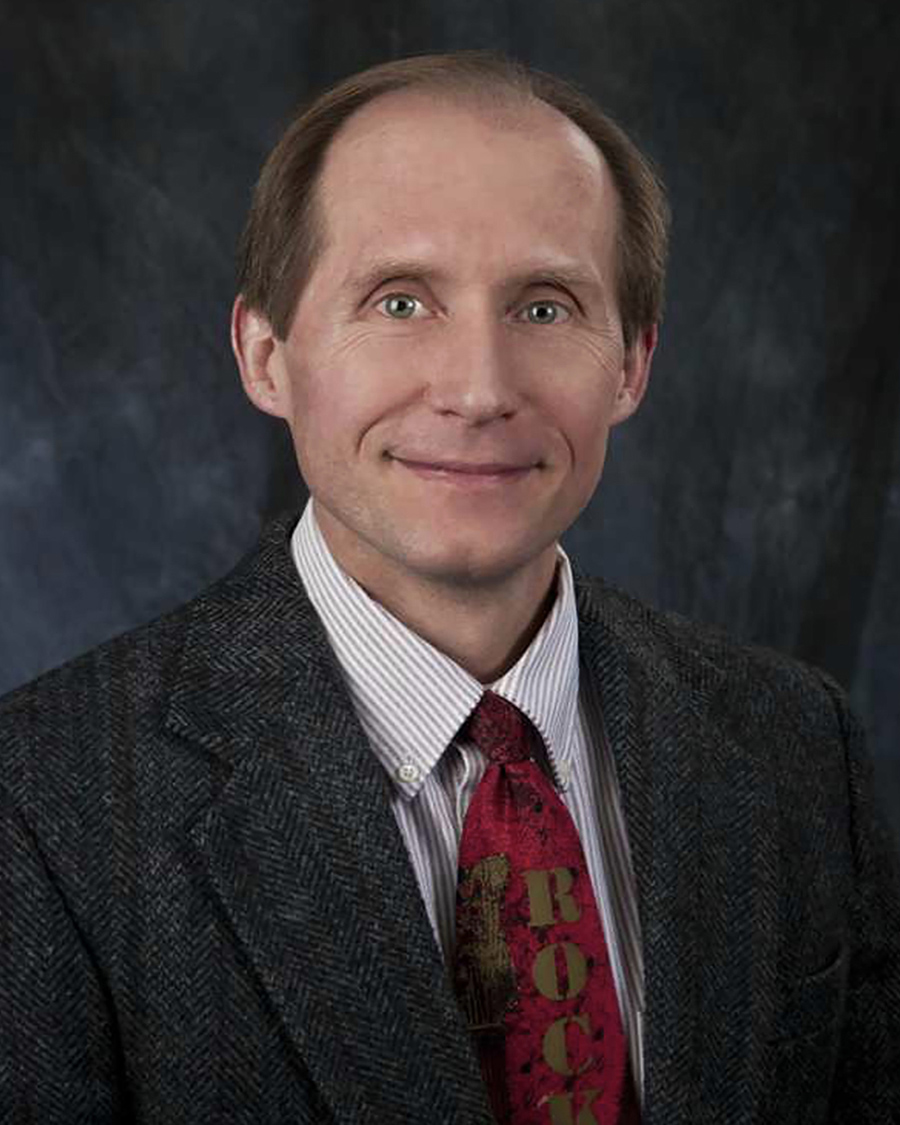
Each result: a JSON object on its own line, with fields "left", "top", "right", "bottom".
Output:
{"left": 0, "top": 514, "right": 289, "bottom": 724}
{"left": 0, "top": 525, "right": 278, "bottom": 801}
{"left": 2, "top": 584, "right": 191, "bottom": 727}
{"left": 574, "top": 571, "right": 849, "bottom": 721}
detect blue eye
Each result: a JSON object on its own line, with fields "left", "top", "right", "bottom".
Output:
{"left": 379, "top": 294, "right": 421, "bottom": 319}
{"left": 521, "top": 300, "right": 570, "bottom": 325}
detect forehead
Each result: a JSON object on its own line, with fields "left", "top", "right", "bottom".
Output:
{"left": 311, "top": 88, "right": 619, "bottom": 289}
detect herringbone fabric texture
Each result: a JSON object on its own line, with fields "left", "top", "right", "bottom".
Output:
{"left": 0, "top": 508, "right": 898, "bottom": 1123}
{"left": 453, "top": 691, "right": 638, "bottom": 1125}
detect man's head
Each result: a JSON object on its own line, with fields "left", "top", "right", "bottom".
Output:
{"left": 232, "top": 50, "right": 669, "bottom": 597}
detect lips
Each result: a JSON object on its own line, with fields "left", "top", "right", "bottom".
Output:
{"left": 391, "top": 456, "right": 538, "bottom": 474}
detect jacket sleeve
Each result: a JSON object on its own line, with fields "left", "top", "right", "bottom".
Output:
{"left": 0, "top": 784, "right": 127, "bottom": 1124}
{"left": 818, "top": 679, "right": 900, "bottom": 1123}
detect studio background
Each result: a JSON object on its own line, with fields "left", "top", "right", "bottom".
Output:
{"left": 2, "top": 3, "right": 898, "bottom": 851}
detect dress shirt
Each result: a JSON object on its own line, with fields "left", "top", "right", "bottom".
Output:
{"left": 290, "top": 496, "right": 645, "bottom": 1101}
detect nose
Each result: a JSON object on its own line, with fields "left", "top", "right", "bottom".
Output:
{"left": 425, "top": 305, "right": 520, "bottom": 422}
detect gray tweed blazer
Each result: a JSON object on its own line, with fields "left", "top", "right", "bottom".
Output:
{"left": 1, "top": 509, "right": 898, "bottom": 1124}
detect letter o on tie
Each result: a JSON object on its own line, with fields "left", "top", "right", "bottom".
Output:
{"left": 532, "top": 941, "right": 589, "bottom": 1001}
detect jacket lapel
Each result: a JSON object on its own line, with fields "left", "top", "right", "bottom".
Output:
{"left": 163, "top": 512, "right": 494, "bottom": 1125}
{"left": 573, "top": 566, "right": 778, "bottom": 1124}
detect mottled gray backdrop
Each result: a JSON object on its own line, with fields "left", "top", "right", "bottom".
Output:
{"left": 2, "top": 2, "right": 898, "bottom": 848}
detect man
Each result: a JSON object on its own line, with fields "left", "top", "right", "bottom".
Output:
{"left": 1, "top": 49, "right": 898, "bottom": 1125}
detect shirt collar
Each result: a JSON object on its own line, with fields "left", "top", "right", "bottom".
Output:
{"left": 290, "top": 497, "right": 581, "bottom": 798}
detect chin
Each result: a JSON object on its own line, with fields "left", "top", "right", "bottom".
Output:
{"left": 389, "top": 532, "right": 544, "bottom": 589}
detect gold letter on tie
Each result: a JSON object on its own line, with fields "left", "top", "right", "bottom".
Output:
{"left": 523, "top": 867, "right": 580, "bottom": 926}
{"left": 532, "top": 941, "right": 589, "bottom": 1001}
{"left": 544, "top": 1088, "right": 601, "bottom": 1125}
{"left": 542, "top": 1014, "right": 594, "bottom": 1076}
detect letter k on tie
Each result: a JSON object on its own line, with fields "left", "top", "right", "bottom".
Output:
{"left": 452, "top": 690, "right": 640, "bottom": 1125}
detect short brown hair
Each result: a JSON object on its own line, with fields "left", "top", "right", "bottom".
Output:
{"left": 237, "top": 49, "right": 670, "bottom": 351}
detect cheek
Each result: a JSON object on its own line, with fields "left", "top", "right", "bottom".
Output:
{"left": 298, "top": 334, "right": 428, "bottom": 433}
{"left": 543, "top": 378, "right": 621, "bottom": 478}
{"left": 564, "top": 410, "right": 612, "bottom": 466}
{"left": 288, "top": 360, "right": 394, "bottom": 466}
{"left": 522, "top": 330, "right": 624, "bottom": 397}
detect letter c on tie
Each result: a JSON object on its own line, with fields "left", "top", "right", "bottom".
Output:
{"left": 542, "top": 1013, "right": 594, "bottom": 1077}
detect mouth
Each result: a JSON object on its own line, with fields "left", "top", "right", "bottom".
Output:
{"left": 388, "top": 452, "right": 542, "bottom": 471}
{"left": 388, "top": 456, "right": 538, "bottom": 487}
{"left": 395, "top": 459, "right": 534, "bottom": 474}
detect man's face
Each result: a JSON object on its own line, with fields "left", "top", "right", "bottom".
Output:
{"left": 246, "top": 90, "right": 655, "bottom": 593}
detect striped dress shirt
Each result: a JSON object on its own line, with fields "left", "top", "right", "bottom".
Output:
{"left": 290, "top": 496, "right": 645, "bottom": 1101}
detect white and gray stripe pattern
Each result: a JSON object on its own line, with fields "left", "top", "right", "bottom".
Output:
{"left": 290, "top": 497, "right": 645, "bottom": 1102}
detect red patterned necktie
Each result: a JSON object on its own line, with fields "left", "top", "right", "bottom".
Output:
{"left": 452, "top": 690, "right": 640, "bottom": 1125}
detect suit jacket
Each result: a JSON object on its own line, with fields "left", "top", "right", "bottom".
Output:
{"left": 1, "top": 509, "right": 899, "bottom": 1125}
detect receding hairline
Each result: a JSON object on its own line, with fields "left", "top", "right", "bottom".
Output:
{"left": 351, "top": 75, "right": 559, "bottom": 126}
{"left": 306, "top": 80, "right": 618, "bottom": 288}
{"left": 319, "top": 78, "right": 606, "bottom": 179}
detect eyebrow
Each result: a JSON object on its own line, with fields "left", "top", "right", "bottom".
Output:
{"left": 344, "top": 256, "right": 603, "bottom": 301}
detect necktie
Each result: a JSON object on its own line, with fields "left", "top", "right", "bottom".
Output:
{"left": 452, "top": 690, "right": 639, "bottom": 1125}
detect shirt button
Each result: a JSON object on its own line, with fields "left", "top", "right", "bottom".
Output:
{"left": 396, "top": 761, "right": 421, "bottom": 784}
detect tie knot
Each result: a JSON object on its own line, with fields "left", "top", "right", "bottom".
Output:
{"left": 463, "top": 690, "right": 535, "bottom": 765}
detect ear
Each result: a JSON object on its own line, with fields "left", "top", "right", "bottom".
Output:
{"left": 230, "top": 294, "right": 292, "bottom": 420}
{"left": 610, "top": 323, "right": 659, "bottom": 426}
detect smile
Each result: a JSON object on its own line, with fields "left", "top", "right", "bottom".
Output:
{"left": 392, "top": 458, "right": 535, "bottom": 486}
